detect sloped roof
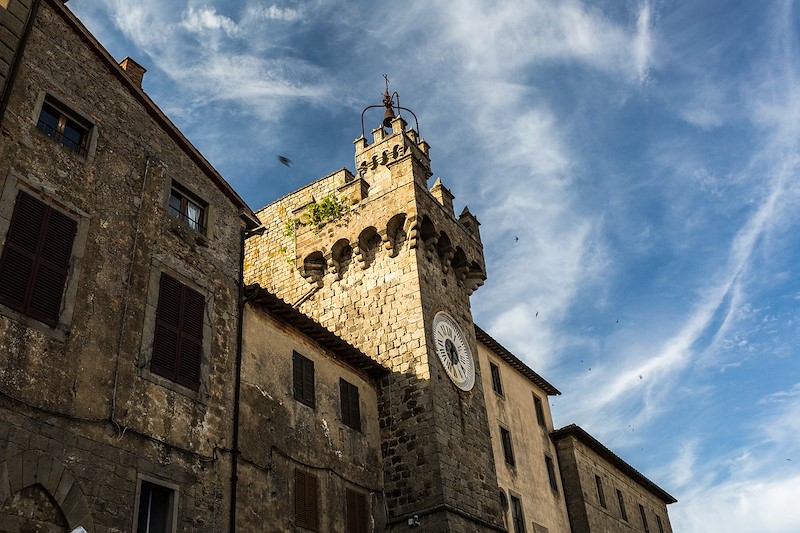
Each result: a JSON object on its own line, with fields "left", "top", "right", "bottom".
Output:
{"left": 244, "top": 284, "right": 389, "bottom": 381}
{"left": 49, "top": 0, "right": 258, "bottom": 228}
{"left": 474, "top": 325, "right": 560, "bottom": 395}
{"left": 551, "top": 424, "right": 677, "bottom": 504}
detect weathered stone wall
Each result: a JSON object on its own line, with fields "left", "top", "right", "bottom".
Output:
{"left": 477, "top": 343, "right": 572, "bottom": 533}
{"left": 0, "top": 2, "right": 247, "bottom": 531}
{"left": 554, "top": 435, "right": 674, "bottom": 533}
{"left": 0, "top": 0, "right": 34, "bottom": 99}
{"left": 238, "top": 304, "right": 385, "bottom": 532}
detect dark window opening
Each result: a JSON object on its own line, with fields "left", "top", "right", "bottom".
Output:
{"left": 533, "top": 395, "right": 546, "bottom": 427}
{"left": 151, "top": 273, "right": 204, "bottom": 391}
{"left": 545, "top": 455, "right": 558, "bottom": 492}
{"left": 346, "top": 489, "right": 369, "bottom": 533}
{"left": 639, "top": 504, "right": 650, "bottom": 533}
{"left": 490, "top": 362, "right": 503, "bottom": 395}
{"left": 656, "top": 514, "right": 664, "bottom": 533}
{"left": 340, "top": 378, "right": 361, "bottom": 431}
{"left": 36, "top": 99, "right": 90, "bottom": 156}
{"left": 595, "top": 475, "right": 607, "bottom": 508}
{"left": 0, "top": 191, "right": 76, "bottom": 326}
{"left": 168, "top": 183, "right": 206, "bottom": 232}
{"left": 500, "top": 427, "right": 515, "bottom": 466}
{"left": 295, "top": 469, "right": 319, "bottom": 531}
{"left": 617, "top": 489, "right": 628, "bottom": 521}
{"left": 510, "top": 496, "right": 526, "bottom": 533}
{"left": 293, "top": 352, "right": 315, "bottom": 408}
{"left": 136, "top": 481, "right": 174, "bottom": 533}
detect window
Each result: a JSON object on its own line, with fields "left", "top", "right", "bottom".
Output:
{"left": 510, "top": 496, "right": 526, "bottom": 533}
{"left": 346, "top": 489, "right": 369, "bottom": 533}
{"left": 533, "top": 395, "right": 546, "bottom": 427}
{"left": 293, "top": 352, "right": 315, "bottom": 408}
{"left": 136, "top": 480, "right": 175, "bottom": 533}
{"left": 36, "top": 97, "right": 91, "bottom": 156}
{"left": 639, "top": 504, "right": 650, "bottom": 533}
{"left": 295, "top": 469, "right": 319, "bottom": 531}
{"left": 0, "top": 191, "right": 77, "bottom": 326}
{"left": 340, "top": 378, "right": 361, "bottom": 431}
{"left": 151, "top": 273, "right": 204, "bottom": 391}
{"left": 500, "top": 427, "right": 515, "bottom": 466}
{"left": 617, "top": 489, "right": 628, "bottom": 521}
{"left": 490, "top": 362, "right": 503, "bottom": 395}
{"left": 168, "top": 183, "right": 206, "bottom": 232}
{"left": 595, "top": 475, "right": 606, "bottom": 508}
{"left": 656, "top": 514, "right": 664, "bottom": 533}
{"left": 544, "top": 455, "right": 558, "bottom": 492}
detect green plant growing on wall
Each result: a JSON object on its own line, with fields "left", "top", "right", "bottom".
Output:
{"left": 284, "top": 195, "right": 348, "bottom": 236}
{"left": 305, "top": 195, "right": 348, "bottom": 231}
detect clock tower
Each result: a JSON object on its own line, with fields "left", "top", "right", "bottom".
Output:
{"left": 245, "top": 89, "right": 503, "bottom": 531}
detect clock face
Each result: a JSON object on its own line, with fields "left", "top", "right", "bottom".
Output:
{"left": 432, "top": 311, "right": 475, "bottom": 391}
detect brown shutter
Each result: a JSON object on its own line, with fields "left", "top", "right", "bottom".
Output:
{"left": 293, "top": 352, "right": 315, "bottom": 408}
{"left": 295, "top": 469, "right": 319, "bottom": 531}
{"left": 152, "top": 274, "right": 203, "bottom": 391}
{"left": 0, "top": 191, "right": 75, "bottom": 326}
{"left": 340, "top": 379, "right": 361, "bottom": 431}
{"left": 346, "top": 489, "right": 368, "bottom": 533}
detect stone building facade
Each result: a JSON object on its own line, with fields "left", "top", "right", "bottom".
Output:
{"left": 0, "top": 2, "right": 677, "bottom": 532}
{"left": 0, "top": 0, "right": 257, "bottom": 531}
{"left": 476, "top": 327, "right": 572, "bottom": 533}
{"left": 552, "top": 426, "right": 676, "bottom": 533}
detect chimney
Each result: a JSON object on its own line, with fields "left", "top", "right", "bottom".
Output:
{"left": 119, "top": 57, "right": 147, "bottom": 88}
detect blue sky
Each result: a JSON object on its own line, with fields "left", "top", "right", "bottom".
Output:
{"left": 68, "top": 1, "right": 800, "bottom": 531}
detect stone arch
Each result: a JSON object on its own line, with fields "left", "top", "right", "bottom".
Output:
{"left": 301, "top": 251, "right": 327, "bottom": 284}
{"left": 386, "top": 213, "right": 407, "bottom": 256}
{"left": 356, "top": 226, "right": 381, "bottom": 268}
{"left": 331, "top": 238, "right": 353, "bottom": 278}
{"left": 452, "top": 247, "right": 468, "bottom": 283}
{"left": 465, "top": 261, "right": 487, "bottom": 295}
{"left": 435, "top": 231, "right": 454, "bottom": 272}
{"left": 0, "top": 450, "right": 94, "bottom": 532}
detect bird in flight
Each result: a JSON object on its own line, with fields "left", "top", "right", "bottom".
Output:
{"left": 277, "top": 155, "right": 292, "bottom": 167}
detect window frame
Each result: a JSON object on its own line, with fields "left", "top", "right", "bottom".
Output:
{"left": 140, "top": 261, "right": 213, "bottom": 402}
{"left": 295, "top": 469, "right": 319, "bottom": 532}
{"left": 656, "top": 514, "right": 664, "bottom": 533}
{"left": 340, "top": 378, "right": 362, "bottom": 431}
{"left": 345, "top": 488, "right": 369, "bottom": 533}
{"left": 490, "top": 361, "right": 504, "bottom": 396}
{"left": 639, "top": 504, "right": 650, "bottom": 533}
{"left": 510, "top": 495, "right": 526, "bottom": 533}
{"left": 544, "top": 454, "right": 558, "bottom": 492}
{"left": 616, "top": 489, "right": 628, "bottom": 521}
{"left": 167, "top": 181, "right": 208, "bottom": 233}
{"left": 500, "top": 426, "right": 515, "bottom": 467}
{"left": 133, "top": 475, "right": 179, "bottom": 533}
{"left": 0, "top": 190, "right": 77, "bottom": 327}
{"left": 150, "top": 273, "right": 205, "bottom": 391}
{"left": 595, "top": 474, "right": 607, "bottom": 509}
{"left": 293, "top": 351, "right": 316, "bottom": 408}
{"left": 0, "top": 180, "right": 88, "bottom": 335}
{"left": 35, "top": 95, "right": 93, "bottom": 157}
{"left": 533, "top": 394, "right": 546, "bottom": 427}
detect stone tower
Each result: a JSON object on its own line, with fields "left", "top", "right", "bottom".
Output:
{"left": 245, "top": 101, "right": 503, "bottom": 531}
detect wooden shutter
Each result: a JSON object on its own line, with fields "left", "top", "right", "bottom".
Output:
{"left": 340, "top": 379, "right": 361, "bottom": 431}
{"left": 0, "top": 191, "right": 76, "bottom": 326}
{"left": 346, "top": 489, "right": 368, "bottom": 533}
{"left": 152, "top": 273, "right": 203, "bottom": 391}
{"left": 293, "top": 352, "right": 315, "bottom": 408}
{"left": 295, "top": 469, "right": 319, "bottom": 531}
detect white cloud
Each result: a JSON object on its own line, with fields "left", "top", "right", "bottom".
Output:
{"left": 181, "top": 6, "right": 239, "bottom": 36}
{"left": 247, "top": 5, "right": 303, "bottom": 22}
{"left": 758, "top": 383, "right": 800, "bottom": 405}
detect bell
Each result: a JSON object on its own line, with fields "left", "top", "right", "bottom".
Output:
{"left": 383, "top": 106, "right": 395, "bottom": 128}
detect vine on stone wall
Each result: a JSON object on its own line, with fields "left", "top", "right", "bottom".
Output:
{"left": 284, "top": 195, "right": 349, "bottom": 236}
